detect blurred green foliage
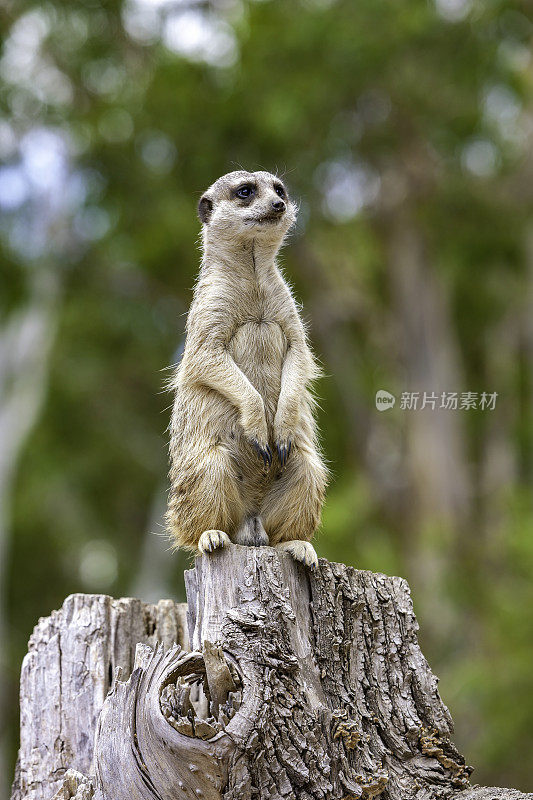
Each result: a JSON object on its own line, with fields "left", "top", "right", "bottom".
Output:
{"left": 1, "top": 0, "right": 533, "bottom": 794}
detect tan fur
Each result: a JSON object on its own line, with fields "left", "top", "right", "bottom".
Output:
{"left": 166, "top": 170, "right": 328, "bottom": 560}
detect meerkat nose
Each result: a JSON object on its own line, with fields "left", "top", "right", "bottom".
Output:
{"left": 271, "top": 199, "right": 286, "bottom": 213}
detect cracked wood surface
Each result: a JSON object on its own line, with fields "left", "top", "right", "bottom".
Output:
{"left": 11, "top": 594, "right": 188, "bottom": 800}
{"left": 11, "top": 546, "right": 532, "bottom": 800}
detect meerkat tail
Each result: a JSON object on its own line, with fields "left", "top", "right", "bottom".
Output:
{"left": 233, "top": 515, "right": 269, "bottom": 547}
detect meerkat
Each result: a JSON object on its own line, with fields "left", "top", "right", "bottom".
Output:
{"left": 166, "top": 170, "right": 328, "bottom": 567}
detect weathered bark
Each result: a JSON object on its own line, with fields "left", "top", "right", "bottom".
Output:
{"left": 1, "top": 290, "right": 59, "bottom": 800}
{"left": 12, "top": 547, "right": 532, "bottom": 800}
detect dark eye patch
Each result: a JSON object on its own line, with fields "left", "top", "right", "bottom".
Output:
{"left": 234, "top": 183, "right": 256, "bottom": 200}
{"left": 273, "top": 183, "right": 286, "bottom": 199}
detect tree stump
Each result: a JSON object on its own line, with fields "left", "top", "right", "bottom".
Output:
{"left": 11, "top": 546, "right": 532, "bottom": 800}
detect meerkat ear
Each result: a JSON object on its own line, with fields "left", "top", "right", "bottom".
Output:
{"left": 198, "top": 195, "right": 213, "bottom": 224}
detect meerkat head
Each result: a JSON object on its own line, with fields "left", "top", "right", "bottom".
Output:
{"left": 198, "top": 170, "right": 297, "bottom": 249}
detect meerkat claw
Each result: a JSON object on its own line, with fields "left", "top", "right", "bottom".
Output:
{"left": 276, "top": 540, "right": 319, "bottom": 568}
{"left": 198, "top": 530, "right": 231, "bottom": 554}
{"left": 250, "top": 438, "right": 272, "bottom": 467}
{"left": 276, "top": 440, "right": 292, "bottom": 467}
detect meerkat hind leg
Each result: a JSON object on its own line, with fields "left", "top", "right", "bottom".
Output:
{"left": 276, "top": 540, "right": 319, "bottom": 568}
{"left": 198, "top": 529, "right": 231, "bottom": 554}
{"left": 233, "top": 515, "right": 269, "bottom": 547}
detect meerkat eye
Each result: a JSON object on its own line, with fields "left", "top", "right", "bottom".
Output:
{"left": 235, "top": 184, "right": 255, "bottom": 199}
{"left": 274, "top": 184, "right": 286, "bottom": 198}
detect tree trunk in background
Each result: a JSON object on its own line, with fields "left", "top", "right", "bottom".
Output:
{"left": 0, "top": 291, "right": 58, "bottom": 800}
{"left": 130, "top": 487, "right": 182, "bottom": 604}
{"left": 385, "top": 211, "right": 470, "bottom": 638}
{"left": 10, "top": 546, "right": 531, "bottom": 800}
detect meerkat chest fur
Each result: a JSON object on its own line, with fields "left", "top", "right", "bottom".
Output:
{"left": 200, "top": 243, "right": 294, "bottom": 426}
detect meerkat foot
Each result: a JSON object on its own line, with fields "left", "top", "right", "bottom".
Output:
{"left": 198, "top": 530, "right": 231, "bottom": 555}
{"left": 276, "top": 540, "right": 318, "bottom": 568}
{"left": 234, "top": 515, "right": 269, "bottom": 547}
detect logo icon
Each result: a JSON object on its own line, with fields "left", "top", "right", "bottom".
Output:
{"left": 375, "top": 390, "right": 396, "bottom": 411}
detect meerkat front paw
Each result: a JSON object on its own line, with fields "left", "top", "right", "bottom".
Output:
{"left": 241, "top": 394, "right": 273, "bottom": 467}
{"left": 198, "top": 530, "right": 231, "bottom": 554}
{"left": 273, "top": 410, "right": 297, "bottom": 468}
{"left": 276, "top": 540, "right": 318, "bottom": 568}
{"left": 274, "top": 438, "right": 292, "bottom": 467}
{"left": 249, "top": 436, "right": 273, "bottom": 467}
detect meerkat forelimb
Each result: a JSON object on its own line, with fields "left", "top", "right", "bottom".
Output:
{"left": 166, "top": 170, "right": 328, "bottom": 566}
